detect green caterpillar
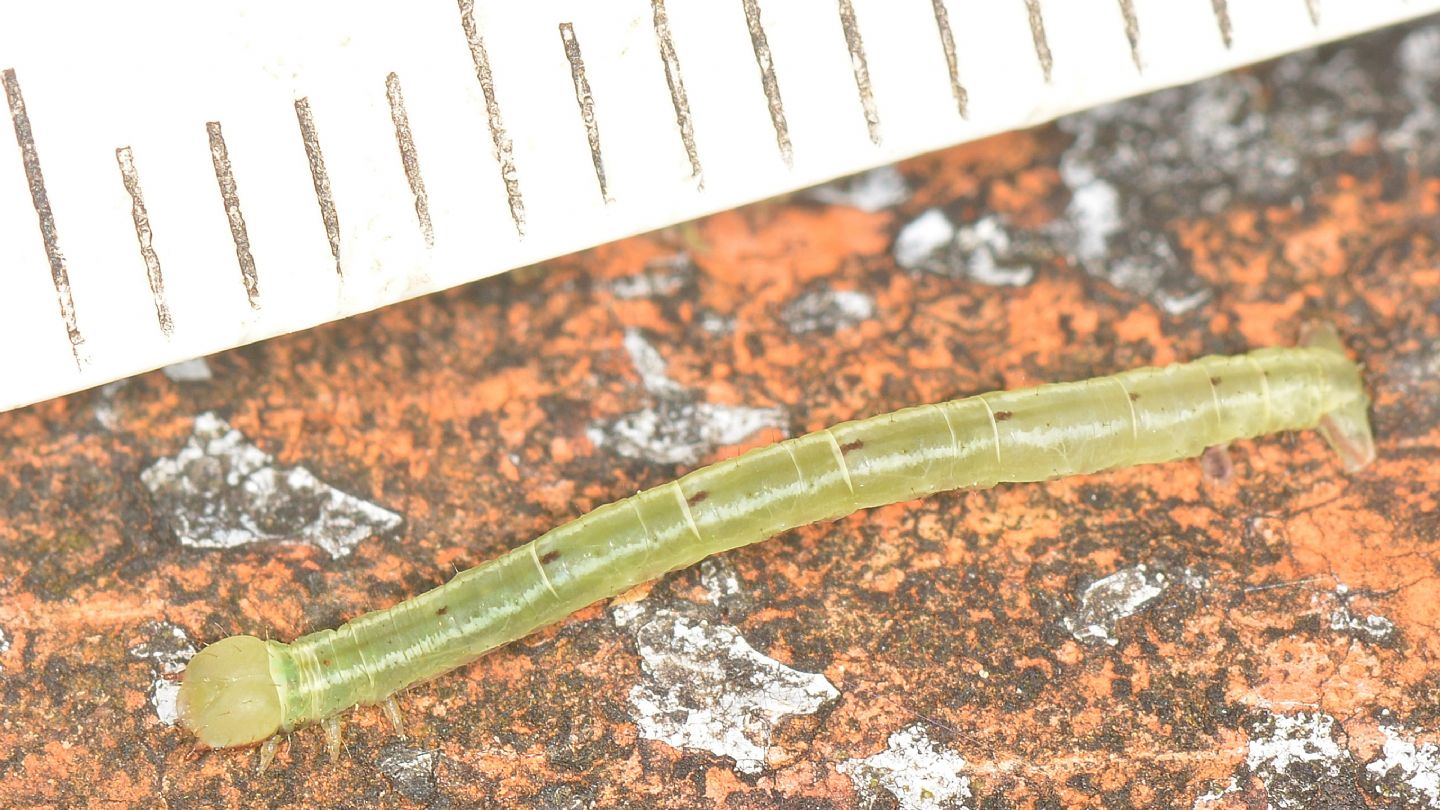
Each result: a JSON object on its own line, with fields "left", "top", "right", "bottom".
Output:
{"left": 177, "top": 325, "right": 1373, "bottom": 769}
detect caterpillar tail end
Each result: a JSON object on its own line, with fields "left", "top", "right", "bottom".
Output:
{"left": 177, "top": 635, "right": 284, "bottom": 750}
{"left": 1301, "top": 321, "right": 1376, "bottom": 472}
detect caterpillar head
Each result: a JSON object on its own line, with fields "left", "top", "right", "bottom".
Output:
{"left": 178, "top": 635, "right": 283, "bottom": 749}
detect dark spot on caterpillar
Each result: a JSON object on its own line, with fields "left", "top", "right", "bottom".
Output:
{"left": 1210, "top": 376, "right": 1222, "bottom": 385}
{"left": 687, "top": 490, "right": 709, "bottom": 506}
{"left": 840, "top": 439, "right": 864, "bottom": 454}
{"left": 540, "top": 550, "right": 561, "bottom": 565}
{"left": 322, "top": 658, "right": 332, "bottom": 667}
{"left": 436, "top": 606, "right": 449, "bottom": 616}
{"left": 994, "top": 411, "right": 1013, "bottom": 421}
{"left": 1129, "top": 392, "right": 1141, "bottom": 402}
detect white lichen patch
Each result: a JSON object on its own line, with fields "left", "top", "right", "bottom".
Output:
{"left": 894, "top": 209, "right": 955, "bottom": 270}
{"left": 1329, "top": 606, "right": 1396, "bottom": 643}
{"left": 808, "top": 165, "right": 909, "bottom": 212}
{"left": 1246, "top": 712, "right": 1347, "bottom": 780}
{"left": 141, "top": 412, "right": 402, "bottom": 558}
{"left": 1156, "top": 288, "right": 1214, "bottom": 316}
{"left": 376, "top": 742, "right": 440, "bottom": 802}
{"left": 162, "top": 357, "right": 213, "bottom": 382}
{"left": 623, "top": 329, "right": 685, "bottom": 395}
{"left": 594, "top": 330, "right": 788, "bottom": 466}
{"left": 1063, "top": 565, "right": 1167, "bottom": 645}
{"left": 950, "top": 216, "right": 1035, "bottom": 287}
{"left": 1062, "top": 172, "right": 1122, "bottom": 263}
{"left": 93, "top": 380, "right": 128, "bottom": 430}
{"left": 1191, "top": 778, "right": 1247, "bottom": 808}
{"left": 782, "top": 289, "right": 876, "bottom": 334}
{"left": 1383, "top": 25, "right": 1440, "bottom": 165}
{"left": 1389, "top": 339, "right": 1440, "bottom": 387}
{"left": 699, "top": 311, "right": 734, "bottom": 335}
{"left": 1207, "top": 711, "right": 1440, "bottom": 807}
{"left": 1365, "top": 723, "right": 1440, "bottom": 806}
{"left": 1196, "top": 711, "right": 1362, "bottom": 810}
{"left": 838, "top": 724, "right": 973, "bottom": 810}
{"left": 610, "top": 254, "right": 692, "bottom": 300}
{"left": 613, "top": 604, "right": 839, "bottom": 775}
{"left": 699, "top": 557, "right": 744, "bottom": 608}
{"left": 588, "top": 400, "right": 786, "bottom": 467}
{"left": 1327, "top": 584, "right": 1396, "bottom": 643}
{"left": 0, "top": 625, "right": 10, "bottom": 671}
{"left": 1179, "top": 567, "right": 1209, "bottom": 591}
{"left": 1051, "top": 23, "right": 1440, "bottom": 311}
{"left": 127, "top": 621, "right": 197, "bottom": 725}
{"left": 895, "top": 211, "right": 1035, "bottom": 286}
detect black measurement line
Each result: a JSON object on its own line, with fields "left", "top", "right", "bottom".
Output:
{"left": 1305, "top": 0, "right": 1320, "bottom": 26}
{"left": 205, "top": 121, "right": 260, "bottom": 309}
{"left": 651, "top": 0, "right": 703, "bottom": 186}
{"left": 740, "top": 0, "right": 792, "bottom": 167}
{"left": 929, "top": 0, "right": 969, "bottom": 118}
{"left": 1117, "top": 0, "right": 1141, "bottom": 72}
{"left": 384, "top": 72, "right": 434, "bottom": 247}
{"left": 3, "top": 68, "right": 85, "bottom": 366}
{"left": 558, "top": 23, "right": 611, "bottom": 203}
{"left": 1023, "top": 0, "right": 1053, "bottom": 83}
{"left": 457, "top": 0, "right": 526, "bottom": 236}
{"left": 294, "top": 98, "right": 342, "bottom": 277}
{"left": 837, "top": 0, "right": 881, "bottom": 145}
{"left": 114, "top": 146, "right": 173, "bottom": 336}
{"left": 1211, "top": 0, "right": 1234, "bottom": 49}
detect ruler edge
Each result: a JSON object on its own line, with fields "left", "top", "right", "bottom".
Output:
{"left": 3, "top": 6, "right": 1438, "bottom": 414}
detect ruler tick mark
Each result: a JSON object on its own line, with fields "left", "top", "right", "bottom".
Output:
{"left": 115, "top": 147, "right": 173, "bottom": 336}
{"left": 457, "top": 0, "right": 525, "bottom": 237}
{"left": 837, "top": 0, "right": 881, "bottom": 145}
{"left": 929, "top": 0, "right": 969, "bottom": 119}
{"left": 385, "top": 73, "right": 434, "bottom": 247}
{"left": 1117, "top": 0, "right": 1142, "bottom": 72}
{"left": 559, "top": 23, "right": 611, "bottom": 204}
{"left": 1211, "top": 0, "right": 1234, "bottom": 49}
{"left": 294, "top": 98, "right": 342, "bottom": 278}
{"left": 741, "top": 0, "right": 793, "bottom": 167}
{"left": 651, "top": 0, "right": 703, "bottom": 188}
{"left": 206, "top": 122, "right": 260, "bottom": 310}
{"left": 4, "top": 68, "right": 85, "bottom": 367}
{"left": 1023, "top": 0, "right": 1054, "bottom": 83}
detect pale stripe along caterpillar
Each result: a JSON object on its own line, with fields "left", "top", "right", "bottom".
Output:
{"left": 177, "top": 325, "right": 1374, "bottom": 769}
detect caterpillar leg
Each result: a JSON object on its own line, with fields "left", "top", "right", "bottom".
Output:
{"left": 381, "top": 697, "right": 407, "bottom": 739}
{"left": 321, "top": 716, "right": 344, "bottom": 762}
{"left": 1201, "top": 444, "right": 1235, "bottom": 487}
{"left": 257, "top": 735, "right": 281, "bottom": 774}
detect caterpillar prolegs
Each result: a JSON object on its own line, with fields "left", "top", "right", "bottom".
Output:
{"left": 177, "top": 325, "right": 1374, "bottom": 768}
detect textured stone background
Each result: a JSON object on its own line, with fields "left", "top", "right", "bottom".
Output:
{"left": 1, "top": 18, "right": 1438, "bottom": 810}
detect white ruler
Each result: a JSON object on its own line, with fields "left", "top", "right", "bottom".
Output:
{"left": 3, "top": 1, "right": 1437, "bottom": 412}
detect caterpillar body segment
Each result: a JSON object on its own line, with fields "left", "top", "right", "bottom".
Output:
{"left": 177, "top": 336, "right": 1373, "bottom": 757}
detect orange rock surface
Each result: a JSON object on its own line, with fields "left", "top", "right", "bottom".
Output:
{"left": 1, "top": 21, "right": 1438, "bottom": 809}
